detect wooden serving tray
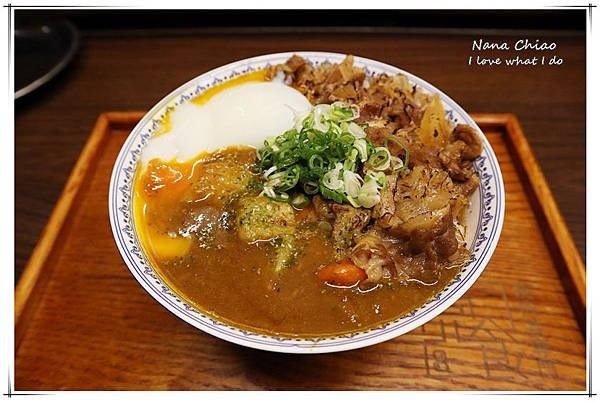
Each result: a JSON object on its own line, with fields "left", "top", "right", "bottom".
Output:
{"left": 14, "top": 112, "right": 586, "bottom": 391}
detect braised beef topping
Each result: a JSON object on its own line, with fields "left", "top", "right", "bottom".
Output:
{"left": 268, "top": 55, "right": 482, "bottom": 285}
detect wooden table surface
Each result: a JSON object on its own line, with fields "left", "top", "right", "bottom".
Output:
{"left": 15, "top": 28, "right": 586, "bottom": 280}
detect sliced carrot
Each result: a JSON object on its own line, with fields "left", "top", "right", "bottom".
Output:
{"left": 318, "top": 259, "right": 367, "bottom": 287}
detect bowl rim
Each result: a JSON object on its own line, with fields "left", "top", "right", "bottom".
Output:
{"left": 108, "top": 51, "right": 505, "bottom": 354}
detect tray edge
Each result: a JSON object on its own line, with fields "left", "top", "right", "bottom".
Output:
{"left": 15, "top": 113, "right": 109, "bottom": 348}
{"left": 472, "top": 112, "right": 586, "bottom": 329}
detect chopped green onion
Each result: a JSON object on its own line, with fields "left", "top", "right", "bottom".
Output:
{"left": 308, "top": 154, "right": 324, "bottom": 170}
{"left": 368, "top": 147, "right": 391, "bottom": 170}
{"left": 303, "top": 181, "right": 319, "bottom": 195}
{"left": 343, "top": 170, "right": 362, "bottom": 198}
{"left": 348, "top": 122, "right": 367, "bottom": 139}
{"left": 320, "top": 185, "right": 346, "bottom": 204}
{"left": 322, "top": 163, "right": 344, "bottom": 191}
{"left": 357, "top": 179, "right": 381, "bottom": 208}
{"left": 256, "top": 102, "right": 408, "bottom": 208}
{"left": 343, "top": 148, "right": 358, "bottom": 171}
{"left": 339, "top": 132, "right": 356, "bottom": 145}
{"left": 353, "top": 138, "right": 368, "bottom": 162}
{"left": 384, "top": 135, "right": 410, "bottom": 171}
{"left": 290, "top": 193, "right": 310, "bottom": 209}
{"left": 391, "top": 156, "right": 404, "bottom": 171}
{"left": 263, "top": 165, "right": 277, "bottom": 179}
{"left": 365, "top": 170, "right": 387, "bottom": 187}
{"left": 330, "top": 103, "right": 355, "bottom": 121}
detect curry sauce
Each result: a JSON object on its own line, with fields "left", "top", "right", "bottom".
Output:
{"left": 134, "top": 147, "right": 461, "bottom": 337}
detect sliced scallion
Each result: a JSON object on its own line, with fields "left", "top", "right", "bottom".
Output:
{"left": 384, "top": 135, "right": 410, "bottom": 171}
{"left": 256, "top": 102, "right": 408, "bottom": 208}
{"left": 290, "top": 193, "right": 310, "bottom": 209}
{"left": 368, "top": 147, "right": 391, "bottom": 170}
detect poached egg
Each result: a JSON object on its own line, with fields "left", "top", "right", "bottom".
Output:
{"left": 140, "top": 78, "right": 312, "bottom": 166}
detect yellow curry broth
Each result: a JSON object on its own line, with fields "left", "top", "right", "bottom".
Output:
{"left": 134, "top": 146, "right": 460, "bottom": 337}
{"left": 134, "top": 147, "right": 256, "bottom": 262}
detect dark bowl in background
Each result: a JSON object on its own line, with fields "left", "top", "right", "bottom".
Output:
{"left": 15, "top": 18, "right": 79, "bottom": 99}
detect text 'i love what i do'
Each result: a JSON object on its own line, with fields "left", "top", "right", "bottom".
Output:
{"left": 468, "top": 39, "right": 563, "bottom": 67}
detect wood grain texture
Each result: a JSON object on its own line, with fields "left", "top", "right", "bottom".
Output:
{"left": 14, "top": 113, "right": 112, "bottom": 348}
{"left": 473, "top": 113, "right": 586, "bottom": 331}
{"left": 14, "top": 31, "right": 586, "bottom": 282}
{"left": 14, "top": 114, "right": 586, "bottom": 391}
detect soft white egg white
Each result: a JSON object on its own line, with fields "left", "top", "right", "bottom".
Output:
{"left": 140, "top": 81, "right": 312, "bottom": 165}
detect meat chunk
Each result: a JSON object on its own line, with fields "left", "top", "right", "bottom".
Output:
{"left": 326, "top": 55, "right": 366, "bottom": 84}
{"left": 439, "top": 140, "right": 474, "bottom": 182}
{"left": 348, "top": 228, "right": 456, "bottom": 286}
{"left": 403, "top": 96, "right": 426, "bottom": 125}
{"left": 366, "top": 125, "right": 395, "bottom": 146}
{"left": 456, "top": 173, "right": 480, "bottom": 197}
{"left": 453, "top": 124, "right": 483, "bottom": 160}
{"left": 358, "top": 102, "right": 384, "bottom": 122}
{"left": 387, "top": 98, "right": 411, "bottom": 127}
{"left": 329, "top": 84, "right": 358, "bottom": 101}
{"left": 312, "top": 194, "right": 335, "bottom": 221}
{"left": 383, "top": 165, "right": 454, "bottom": 239}
{"left": 434, "top": 224, "right": 459, "bottom": 258}
{"left": 350, "top": 232, "right": 395, "bottom": 283}
{"left": 396, "top": 246, "right": 442, "bottom": 285}
{"left": 438, "top": 124, "right": 483, "bottom": 181}
{"left": 331, "top": 204, "right": 371, "bottom": 260}
{"left": 371, "top": 172, "right": 398, "bottom": 220}
{"left": 285, "top": 54, "right": 306, "bottom": 73}
{"left": 406, "top": 212, "right": 452, "bottom": 255}
{"left": 376, "top": 166, "right": 463, "bottom": 270}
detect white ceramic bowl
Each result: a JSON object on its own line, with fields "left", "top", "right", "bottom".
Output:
{"left": 109, "top": 52, "right": 505, "bottom": 354}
